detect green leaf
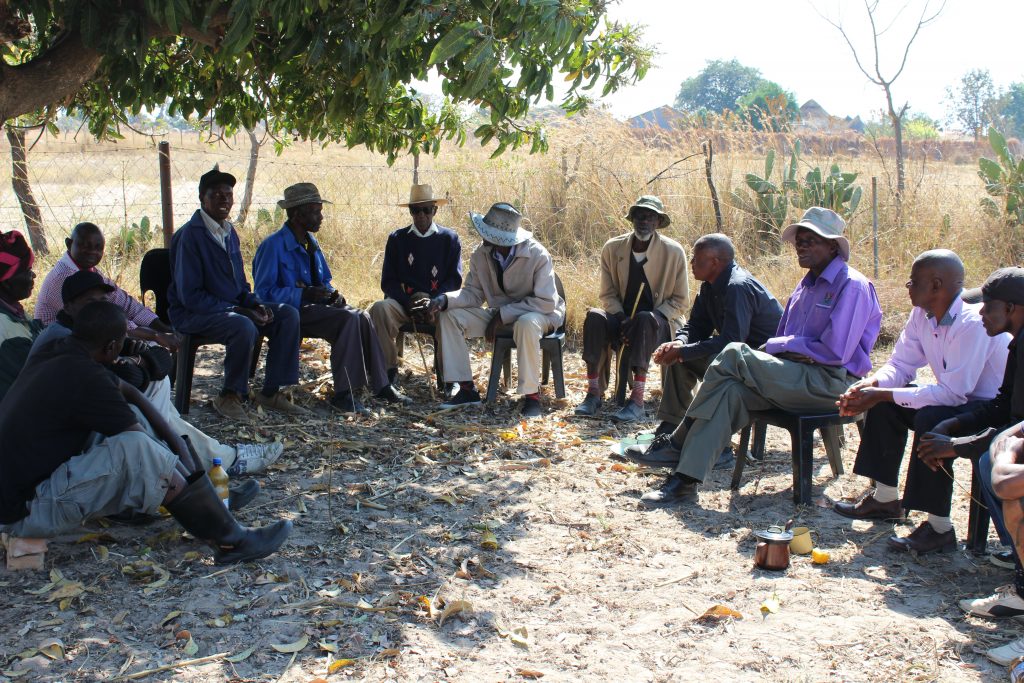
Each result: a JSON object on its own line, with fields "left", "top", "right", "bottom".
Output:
{"left": 428, "top": 21, "right": 481, "bottom": 66}
{"left": 979, "top": 158, "right": 1003, "bottom": 185}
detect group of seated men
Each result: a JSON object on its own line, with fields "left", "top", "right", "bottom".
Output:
{"left": 4, "top": 166, "right": 1024, "bottom": 662}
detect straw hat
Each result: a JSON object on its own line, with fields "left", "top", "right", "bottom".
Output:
{"left": 781, "top": 207, "right": 850, "bottom": 261}
{"left": 469, "top": 203, "right": 532, "bottom": 247}
{"left": 399, "top": 184, "right": 448, "bottom": 207}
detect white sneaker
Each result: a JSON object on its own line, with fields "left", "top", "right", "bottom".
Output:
{"left": 228, "top": 441, "right": 284, "bottom": 476}
{"left": 959, "top": 585, "right": 1024, "bottom": 619}
{"left": 986, "top": 635, "right": 1024, "bottom": 666}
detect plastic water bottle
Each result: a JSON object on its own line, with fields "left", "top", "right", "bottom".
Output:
{"left": 209, "top": 458, "right": 230, "bottom": 509}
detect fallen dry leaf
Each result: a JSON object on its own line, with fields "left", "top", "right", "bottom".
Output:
{"left": 46, "top": 582, "right": 84, "bottom": 603}
{"left": 37, "top": 638, "right": 64, "bottom": 660}
{"left": 480, "top": 530, "right": 499, "bottom": 550}
{"left": 437, "top": 599, "right": 473, "bottom": 626}
{"left": 517, "top": 669, "right": 544, "bottom": 679}
{"left": 328, "top": 659, "right": 356, "bottom": 672}
{"left": 696, "top": 605, "right": 743, "bottom": 624}
{"left": 271, "top": 635, "right": 309, "bottom": 653}
{"left": 225, "top": 646, "right": 255, "bottom": 663}
{"left": 159, "top": 610, "right": 182, "bottom": 627}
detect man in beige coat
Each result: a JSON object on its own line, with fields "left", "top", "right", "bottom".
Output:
{"left": 574, "top": 196, "right": 688, "bottom": 422}
{"left": 415, "top": 203, "right": 565, "bottom": 417}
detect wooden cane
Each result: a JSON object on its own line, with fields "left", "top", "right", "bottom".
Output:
{"left": 616, "top": 282, "right": 647, "bottom": 390}
{"left": 410, "top": 315, "right": 437, "bottom": 400}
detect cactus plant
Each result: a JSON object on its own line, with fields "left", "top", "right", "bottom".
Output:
{"left": 728, "top": 144, "right": 800, "bottom": 251}
{"left": 792, "top": 163, "right": 862, "bottom": 219}
{"left": 978, "top": 126, "right": 1024, "bottom": 226}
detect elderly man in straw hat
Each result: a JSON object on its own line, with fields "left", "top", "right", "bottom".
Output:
{"left": 574, "top": 195, "right": 688, "bottom": 423}
{"left": 415, "top": 202, "right": 565, "bottom": 417}
{"left": 253, "top": 182, "right": 410, "bottom": 415}
{"left": 168, "top": 166, "right": 304, "bottom": 421}
{"left": 633, "top": 207, "right": 882, "bottom": 506}
{"left": 368, "top": 184, "right": 463, "bottom": 385}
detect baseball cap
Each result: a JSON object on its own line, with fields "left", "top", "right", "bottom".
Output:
{"left": 61, "top": 270, "right": 114, "bottom": 305}
{"left": 962, "top": 267, "right": 1024, "bottom": 305}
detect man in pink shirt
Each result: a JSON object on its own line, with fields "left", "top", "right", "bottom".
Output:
{"left": 35, "top": 222, "right": 178, "bottom": 351}
{"left": 833, "top": 250, "right": 1011, "bottom": 554}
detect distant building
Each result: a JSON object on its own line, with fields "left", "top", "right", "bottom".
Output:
{"left": 628, "top": 106, "right": 686, "bottom": 130}
{"left": 797, "top": 100, "right": 863, "bottom": 133}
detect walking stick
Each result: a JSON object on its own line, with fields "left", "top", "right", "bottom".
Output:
{"left": 616, "top": 282, "right": 646, "bottom": 394}
{"left": 410, "top": 316, "right": 437, "bottom": 400}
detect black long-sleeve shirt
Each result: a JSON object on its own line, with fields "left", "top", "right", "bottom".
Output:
{"left": 952, "top": 328, "right": 1024, "bottom": 458}
{"left": 676, "top": 262, "right": 783, "bottom": 362}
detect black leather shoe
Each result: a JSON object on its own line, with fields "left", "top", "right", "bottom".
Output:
{"left": 888, "top": 521, "right": 957, "bottom": 554}
{"left": 521, "top": 396, "right": 543, "bottom": 418}
{"left": 833, "top": 492, "right": 906, "bottom": 521}
{"left": 640, "top": 473, "right": 698, "bottom": 507}
{"left": 376, "top": 384, "right": 412, "bottom": 405}
{"left": 654, "top": 421, "right": 678, "bottom": 436}
{"left": 574, "top": 393, "right": 602, "bottom": 416}
{"left": 331, "top": 391, "right": 371, "bottom": 416}
{"left": 622, "top": 433, "right": 681, "bottom": 467}
{"left": 228, "top": 479, "right": 260, "bottom": 512}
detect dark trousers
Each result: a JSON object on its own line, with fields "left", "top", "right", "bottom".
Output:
{"left": 852, "top": 400, "right": 984, "bottom": 516}
{"left": 180, "top": 303, "right": 300, "bottom": 396}
{"left": 580, "top": 308, "right": 670, "bottom": 393}
{"left": 978, "top": 450, "right": 1013, "bottom": 546}
{"left": 300, "top": 304, "right": 388, "bottom": 395}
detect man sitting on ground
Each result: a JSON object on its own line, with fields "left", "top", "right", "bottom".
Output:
{"left": 832, "top": 250, "right": 1009, "bottom": 554}
{"left": 415, "top": 202, "right": 565, "bottom": 417}
{"left": 0, "top": 231, "right": 41, "bottom": 400}
{"left": 634, "top": 207, "right": 882, "bottom": 505}
{"left": 30, "top": 270, "right": 283, "bottom": 479}
{"left": 574, "top": 195, "right": 688, "bottom": 423}
{"left": 253, "top": 183, "right": 410, "bottom": 415}
{"left": 168, "top": 166, "right": 304, "bottom": 420}
{"left": 368, "top": 184, "right": 463, "bottom": 386}
{"left": 0, "top": 301, "right": 291, "bottom": 564}
{"left": 34, "top": 221, "right": 179, "bottom": 351}
{"left": 650, "top": 233, "right": 783, "bottom": 444}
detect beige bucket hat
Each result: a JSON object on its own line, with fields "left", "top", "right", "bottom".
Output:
{"left": 781, "top": 207, "right": 850, "bottom": 261}
{"left": 399, "top": 184, "right": 449, "bottom": 207}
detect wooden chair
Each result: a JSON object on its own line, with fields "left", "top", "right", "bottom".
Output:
{"left": 485, "top": 274, "right": 567, "bottom": 403}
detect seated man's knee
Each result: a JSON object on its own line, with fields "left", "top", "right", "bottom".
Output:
{"left": 584, "top": 308, "right": 607, "bottom": 326}
{"left": 912, "top": 405, "right": 952, "bottom": 433}
{"left": 224, "top": 314, "right": 259, "bottom": 344}
{"left": 274, "top": 303, "right": 300, "bottom": 326}
{"left": 513, "top": 314, "right": 544, "bottom": 339}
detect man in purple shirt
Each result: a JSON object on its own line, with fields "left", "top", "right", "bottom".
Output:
{"left": 832, "top": 250, "right": 1010, "bottom": 554}
{"left": 638, "top": 207, "right": 882, "bottom": 506}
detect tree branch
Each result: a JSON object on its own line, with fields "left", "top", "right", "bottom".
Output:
{"left": 0, "top": 30, "right": 102, "bottom": 123}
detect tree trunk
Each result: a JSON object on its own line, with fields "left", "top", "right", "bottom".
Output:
{"left": 235, "top": 128, "right": 260, "bottom": 226}
{"left": 6, "top": 126, "right": 48, "bottom": 255}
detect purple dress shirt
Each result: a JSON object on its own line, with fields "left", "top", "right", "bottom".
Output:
{"left": 764, "top": 257, "right": 881, "bottom": 377}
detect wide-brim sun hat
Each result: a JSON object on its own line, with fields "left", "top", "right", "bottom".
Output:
{"left": 624, "top": 195, "right": 671, "bottom": 228}
{"left": 781, "top": 207, "right": 850, "bottom": 261}
{"left": 399, "top": 184, "right": 449, "bottom": 207}
{"left": 469, "top": 202, "right": 531, "bottom": 247}
{"left": 277, "top": 182, "right": 333, "bottom": 209}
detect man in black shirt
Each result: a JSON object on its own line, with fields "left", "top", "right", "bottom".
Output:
{"left": 0, "top": 301, "right": 291, "bottom": 564}
{"left": 623, "top": 234, "right": 783, "bottom": 464}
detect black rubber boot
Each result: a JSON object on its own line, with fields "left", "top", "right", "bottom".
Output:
{"left": 228, "top": 479, "right": 260, "bottom": 511}
{"left": 166, "top": 473, "right": 291, "bottom": 565}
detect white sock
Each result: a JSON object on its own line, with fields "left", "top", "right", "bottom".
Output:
{"left": 873, "top": 483, "right": 899, "bottom": 503}
{"left": 927, "top": 514, "right": 953, "bottom": 534}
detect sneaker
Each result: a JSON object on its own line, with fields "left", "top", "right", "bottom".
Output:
{"left": 959, "top": 585, "right": 1024, "bottom": 619}
{"left": 252, "top": 390, "right": 310, "bottom": 416}
{"left": 440, "top": 387, "right": 482, "bottom": 409}
{"left": 521, "top": 396, "right": 543, "bottom": 418}
{"left": 622, "top": 433, "right": 680, "bottom": 467}
{"left": 331, "top": 391, "right": 372, "bottom": 416}
{"left": 228, "top": 441, "right": 284, "bottom": 476}
{"left": 213, "top": 393, "right": 249, "bottom": 421}
{"left": 611, "top": 401, "right": 645, "bottom": 423}
{"left": 376, "top": 384, "right": 412, "bottom": 405}
{"left": 574, "top": 393, "right": 602, "bottom": 416}
{"left": 986, "top": 636, "right": 1024, "bottom": 666}
{"left": 992, "top": 548, "right": 1017, "bottom": 570}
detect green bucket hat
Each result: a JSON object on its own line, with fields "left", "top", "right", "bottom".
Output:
{"left": 625, "top": 195, "right": 671, "bottom": 228}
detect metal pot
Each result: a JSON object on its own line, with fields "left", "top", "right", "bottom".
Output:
{"left": 754, "top": 526, "right": 793, "bottom": 571}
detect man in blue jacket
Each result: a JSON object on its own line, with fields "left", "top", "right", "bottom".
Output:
{"left": 253, "top": 183, "right": 409, "bottom": 415}
{"left": 168, "top": 166, "right": 303, "bottom": 421}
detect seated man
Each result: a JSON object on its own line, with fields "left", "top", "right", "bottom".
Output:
{"left": 0, "top": 301, "right": 291, "bottom": 565}
{"left": 30, "top": 270, "right": 283, "bottom": 479}
{"left": 253, "top": 183, "right": 409, "bottom": 415}
{"left": 832, "top": 250, "right": 1009, "bottom": 554}
{"left": 574, "top": 195, "right": 688, "bottom": 423}
{"left": 34, "top": 221, "right": 178, "bottom": 351}
{"left": 651, "top": 233, "right": 783, "bottom": 438}
{"left": 416, "top": 202, "right": 565, "bottom": 417}
{"left": 0, "top": 230, "right": 42, "bottom": 400}
{"left": 168, "top": 166, "right": 303, "bottom": 421}
{"left": 368, "top": 184, "right": 462, "bottom": 385}
{"left": 636, "top": 207, "right": 882, "bottom": 505}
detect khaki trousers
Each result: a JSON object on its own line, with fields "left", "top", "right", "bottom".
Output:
{"left": 656, "top": 355, "right": 713, "bottom": 425}
{"left": 145, "top": 378, "right": 235, "bottom": 470}
{"left": 367, "top": 298, "right": 410, "bottom": 370}
{"left": 438, "top": 307, "right": 552, "bottom": 395}
{"left": 674, "top": 343, "right": 854, "bottom": 482}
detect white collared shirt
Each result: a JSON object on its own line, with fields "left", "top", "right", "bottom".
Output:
{"left": 408, "top": 222, "right": 439, "bottom": 239}
{"left": 199, "top": 209, "right": 233, "bottom": 251}
{"left": 873, "top": 296, "right": 1011, "bottom": 408}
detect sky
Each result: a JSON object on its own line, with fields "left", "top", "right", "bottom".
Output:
{"left": 596, "top": 0, "right": 1024, "bottom": 125}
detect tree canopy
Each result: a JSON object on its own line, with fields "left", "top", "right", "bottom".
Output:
{"left": 945, "top": 69, "right": 997, "bottom": 142}
{"left": 0, "top": 1, "right": 650, "bottom": 161}
{"left": 674, "top": 59, "right": 764, "bottom": 114}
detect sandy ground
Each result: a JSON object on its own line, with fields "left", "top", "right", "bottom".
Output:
{"left": 0, "top": 341, "right": 1017, "bottom": 683}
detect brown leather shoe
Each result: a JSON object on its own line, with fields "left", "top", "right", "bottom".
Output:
{"left": 832, "top": 491, "right": 905, "bottom": 521}
{"left": 888, "top": 521, "right": 957, "bottom": 554}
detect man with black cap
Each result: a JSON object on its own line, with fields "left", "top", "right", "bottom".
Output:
{"left": 368, "top": 184, "right": 463, "bottom": 385}
{"left": 634, "top": 207, "right": 882, "bottom": 506}
{"left": 0, "top": 300, "right": 291, "bottom": 565}
{"left": 415, "top": 202, "right": 565, "bottom": 417}
{"left": 168, "top": 166, "right": 303, "bottom": 421}
{"left": 253, "top": 182, "right": 409, "bottom": 415}
{"left": 0, "top": 230, "right": 41, "bottom": 400}
{"left": 573, "top": 195, "right": 688, "bottom": 423}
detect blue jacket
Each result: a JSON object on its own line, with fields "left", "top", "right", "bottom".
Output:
{"left": 168, "top": 210, "right": 260, "bottom": 328}
{"left": 252, "top": 224, "right": 335, "bottom": 310}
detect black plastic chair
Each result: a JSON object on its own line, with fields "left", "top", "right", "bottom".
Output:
{"left": 485, "top": 274, "right": 567, "bottom": 403}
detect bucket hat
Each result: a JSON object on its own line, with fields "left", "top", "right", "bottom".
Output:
{"left": 469, "top": 203, "right": 531, "bottom": 247}
{"left": 781, "top": 207, "right": 850, "bottom": 261}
